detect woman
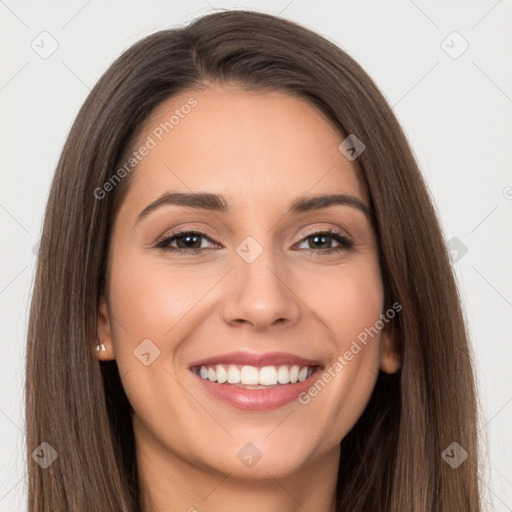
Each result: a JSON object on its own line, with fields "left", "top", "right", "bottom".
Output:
{"left": 26, "top": 9, "right": 481, "bottom": 511}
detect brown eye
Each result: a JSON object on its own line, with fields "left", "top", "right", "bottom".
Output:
{"left": 295, "top": 229, "right": 353, "bottom": 254}
{"left": 156, "top": 230, "right": 217, "bottom": 253}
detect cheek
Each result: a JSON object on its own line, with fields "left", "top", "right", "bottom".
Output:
{"left": 105, "top": 253, "right": 215, "bottom": 448}
{"left": 108, "top": 253, "right": 214, "bottom": 347}
{"left": 292, "top": 260, "right": 384, "bottom": 434}
{"left": 305, "top": 258, "right": 384, "bottom": 349}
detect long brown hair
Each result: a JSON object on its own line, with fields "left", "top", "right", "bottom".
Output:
{"left": 26, "top": 9, "right": 481, "bottom": 511}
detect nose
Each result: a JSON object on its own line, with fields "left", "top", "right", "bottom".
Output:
{"left": 222, "top": 242, "right": 301, "bottom": 331}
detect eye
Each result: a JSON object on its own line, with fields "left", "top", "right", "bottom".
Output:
{"left": 155, "top": 228, "right": 353, "bottom": 255}
{"left": 155, "top": 230, "right": 218, "bottom": 253}
{"left": 294, "top": 228, "right": 353, "bottom": 254}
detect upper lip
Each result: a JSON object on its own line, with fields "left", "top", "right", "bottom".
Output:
{"left": 189, "top": 351, "right": 323, "bottom": 369}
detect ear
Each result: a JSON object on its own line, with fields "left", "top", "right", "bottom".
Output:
{"left": 97, "top": 295, "right": 115, "bottom": 361}
{"left": 379, "top": 319, "right": 401, "bottom": 374}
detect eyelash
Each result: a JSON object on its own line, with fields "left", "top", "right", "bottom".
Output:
{"left": 155, "top": 228, "right": 354, "bottom": 256}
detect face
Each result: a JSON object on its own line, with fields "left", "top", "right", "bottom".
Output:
{"left": 97, "top": 85, "right": 400, "bottom": 482}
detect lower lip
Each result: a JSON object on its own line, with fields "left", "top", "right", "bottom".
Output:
{"left": 192, "top": 368, "right": 322, "bottom": 411}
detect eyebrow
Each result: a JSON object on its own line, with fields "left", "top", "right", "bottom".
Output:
{"left": 135, "top": 192, "right": 373, "bottom": 226}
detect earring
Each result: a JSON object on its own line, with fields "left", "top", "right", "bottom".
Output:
{"left": 96, "top": 344, "right": 106, "bottom": 353}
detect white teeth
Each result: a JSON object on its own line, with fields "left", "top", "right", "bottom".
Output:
{"left": 259, "top": 366, "right": 278, "bottom": 385}
{"left": 298, "top": 366, "right": 309, "bottom": 382}
{"left": 277, "top": 365, "right": 290, "bottom": 384}
{"left": 289, "top": 365, "right": 299, "bottom": 383}
{"left": 240, "top": 365, "right": 259, "bottom": 385}
{"left": 227, "top": 364, "right": 241, "bottom": 384}
{"left": 216, "top": 364, "right": 228, "bottom": 384}
{"left": 197, "top": 364, "right": 315, "bottom": 385}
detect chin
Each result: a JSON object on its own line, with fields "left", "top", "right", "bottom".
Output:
{"left": 197, "top": 437, "right": 316, "bottom": 481}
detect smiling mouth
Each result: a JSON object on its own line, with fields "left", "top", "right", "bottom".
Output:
{"left": 190, "top": 364, "right": 319, "bottom": 388}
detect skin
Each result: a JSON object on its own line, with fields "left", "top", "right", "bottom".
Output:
{"left": 96, "top": 85, "right": 401, "bottom": 512}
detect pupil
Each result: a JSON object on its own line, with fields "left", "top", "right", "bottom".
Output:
{"left": 310, "top": 235, "right": 330, "bottom": 249}
{"left": 178, "top": 234, "right": 200, "bottom": 249}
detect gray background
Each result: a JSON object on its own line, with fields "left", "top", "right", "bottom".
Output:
{"left": 1, "top": 0, "right": 511, "bottom": 510}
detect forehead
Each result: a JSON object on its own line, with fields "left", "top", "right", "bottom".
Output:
{"left": 123, "top": 85, "right": 365, "bottom": 213}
